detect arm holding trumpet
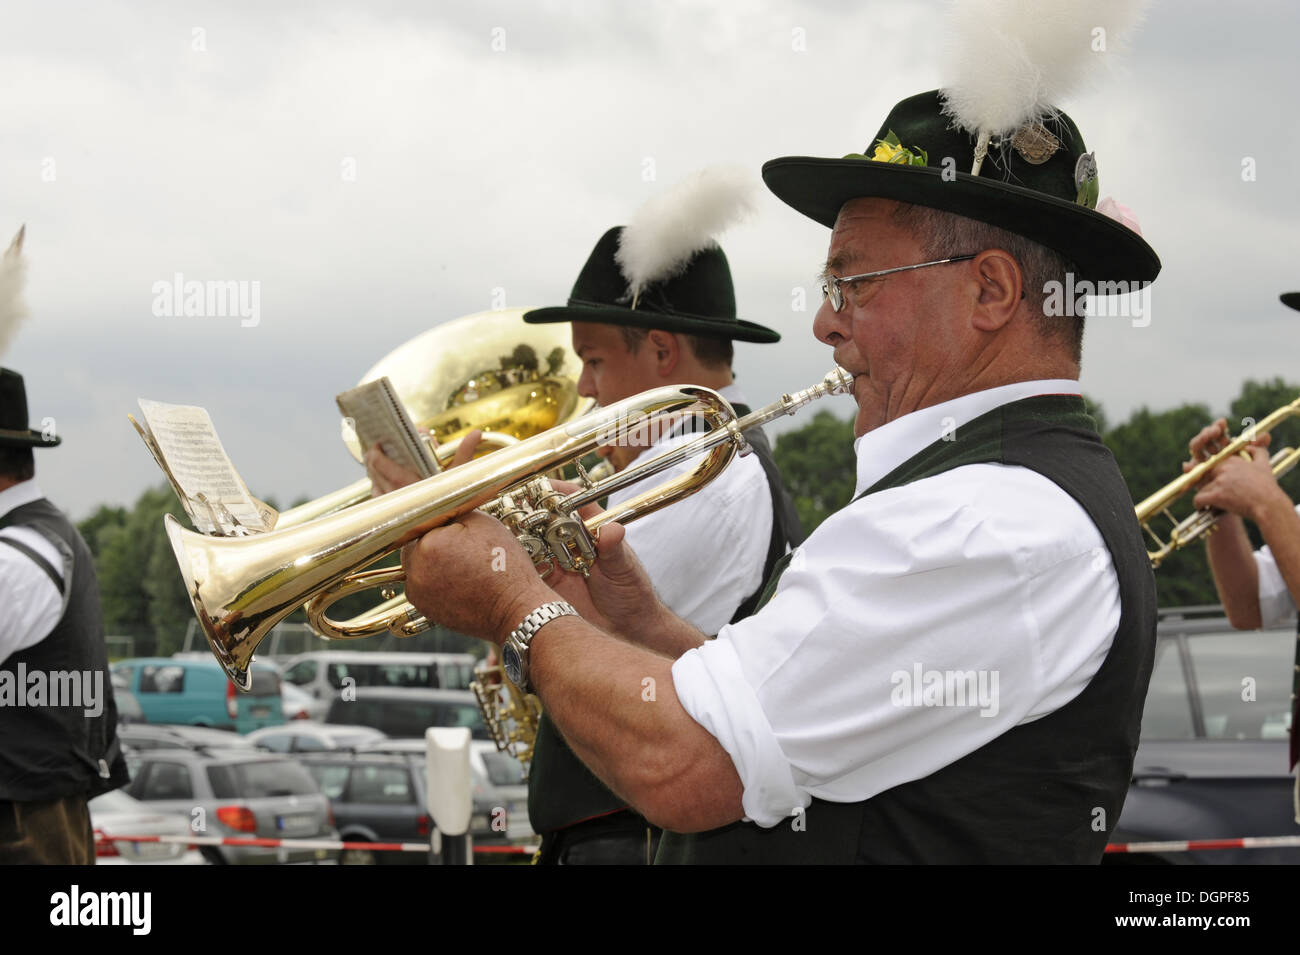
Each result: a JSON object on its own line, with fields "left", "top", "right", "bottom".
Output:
{"left": 1186, "top": 419, "right": 1300, "bottom": 630}
{"left": 401, "top": 508, "right": 744, "bottom": 832}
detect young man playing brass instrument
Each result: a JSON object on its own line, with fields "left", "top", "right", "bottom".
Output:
{"left": 367, "top": 169, "right": 801, "bottom": 863}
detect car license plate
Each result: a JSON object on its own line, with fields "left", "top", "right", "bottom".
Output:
{"left": 251, "top": 706, "right": 271, "bottom": 718}
{"left": 132, "top": 841, "right": 176, "bottom": 860}
{"left": 278, "top": 813, "right": 314, "bottom": 831}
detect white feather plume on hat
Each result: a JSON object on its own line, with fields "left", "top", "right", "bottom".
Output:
{"left": 615, "top": 165, "right": 758, "bottom": 306}
{"left": 939, "top": 0, "right": 1150, "bottom": 174}
{"left": 0, "top": 226, "right": 28, "bottom": 358}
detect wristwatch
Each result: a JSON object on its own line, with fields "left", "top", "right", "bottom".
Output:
{"left": 502, "top": 601, "right": 577, "bottom": 692}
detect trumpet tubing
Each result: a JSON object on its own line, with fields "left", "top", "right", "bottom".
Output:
{"left": 168, "top": 369, "right": 852, "bottom": 690}
{"left": 1136, "top": 396, "right": 1300, "bottom": 568}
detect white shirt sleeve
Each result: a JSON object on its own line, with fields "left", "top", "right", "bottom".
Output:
{"left": 0, "top": 525, "right": 67, "bottom": 665}
{"left": 1254, "top": 503, "right": 1300, "bottom": 629}
{"left": 613, "top": 435, "right": 773, "bottom": 635}
{"left": 670, "top": 463, "right": 1121, "bottom": 827}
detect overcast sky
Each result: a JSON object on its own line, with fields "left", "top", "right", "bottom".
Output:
{"left": 3, "top": 0, "right": 1298, "bottom": 519}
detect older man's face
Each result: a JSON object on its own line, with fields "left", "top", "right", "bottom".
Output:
{"left": 814, "top": 198, "right": 966, "bottom": 437}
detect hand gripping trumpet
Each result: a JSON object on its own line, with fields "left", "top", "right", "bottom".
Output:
{"left": 1135, "top": 396, "right": 1300, "bottom": 568}
{"left": 167, "top": 368, "right": 853, "bottom": 689}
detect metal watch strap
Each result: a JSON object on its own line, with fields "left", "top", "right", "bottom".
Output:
{"left": 510, "top": 601, "right": 577, "bottom": 649}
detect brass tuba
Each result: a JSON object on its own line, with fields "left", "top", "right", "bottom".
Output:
{"left": 1136, "top": 396, "right": 1300, "bottom": 568}
{"left": 164, "top": 369, "right": 853, "bottom": 691}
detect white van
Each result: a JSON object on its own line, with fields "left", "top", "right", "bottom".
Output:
{"left": 279, "top": 651, "right": 478, "bottom": 718}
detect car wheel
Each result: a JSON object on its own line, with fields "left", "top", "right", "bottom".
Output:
{"left": 200, "top": 847, "right": 227, "bottom": 865}
{"left": 340, "top": 848, "right": 378, "bottom": 865}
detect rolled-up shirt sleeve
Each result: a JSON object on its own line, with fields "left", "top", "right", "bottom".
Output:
{"left": 1254, "top": 504, "right": 1300, "bottom": 629}
{"left": 671, "top": 463, "right": 1120, "bottom": 827}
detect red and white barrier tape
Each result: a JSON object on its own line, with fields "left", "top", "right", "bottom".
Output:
{"left": 1106, "top": 835, "right": 1300, "bottom": 854}
{"left": 97, "top": 834, "right": 537, "bottom": 855}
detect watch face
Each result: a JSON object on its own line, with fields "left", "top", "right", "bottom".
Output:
{"left": 503, "top": 643, "right": 523, "bottom": 686}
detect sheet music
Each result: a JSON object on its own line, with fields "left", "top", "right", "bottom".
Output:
{"left": 336, "top": 377, "right": 438, "bottom": 479}
{"left": 131, "top": 399, "right": 277, "bottom": 536}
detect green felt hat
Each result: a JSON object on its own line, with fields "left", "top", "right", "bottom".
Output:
{"left": 763, "top": 90, "right": 1160, "bottom": 287}
{"left": 524, "top": 227, "right": 779, "bottom": 343}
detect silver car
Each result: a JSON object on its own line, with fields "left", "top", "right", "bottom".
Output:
{"left": 126, "top": 748, "right": 339, "bottom": 864}
{"left": 89, "top": 789, "right": 205, "bottom": 865}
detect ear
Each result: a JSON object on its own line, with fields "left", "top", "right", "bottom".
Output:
{"left": 969, "top": 249, "right": 1023, "bottom": 333}
{"left": 644, "top": 329, "right": 680, "bottom": 377}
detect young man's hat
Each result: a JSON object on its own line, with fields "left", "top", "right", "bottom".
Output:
{"left": 525, "top": 166, "right": 780, "bottom": 343}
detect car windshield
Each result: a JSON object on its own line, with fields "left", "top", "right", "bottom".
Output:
{"left": 1141, "top": 626, "right": 1295, "bottom": 740}
{"left": 211, "top": 760, "right": 320, "bottom": 798}
{"left": 249, "top": 668, "right": 281, "bottom": 697}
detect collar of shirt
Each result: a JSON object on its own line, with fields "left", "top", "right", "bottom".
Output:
{"left": 0, "top": 480, "right": 45, "bottom": 521}
{"left": 851, "top": 379, "right": 1083, "bottom": 497}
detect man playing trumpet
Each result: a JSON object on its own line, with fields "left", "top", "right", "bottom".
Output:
{"left": 399, "top": 86, "right": 1163, "bottom": 863}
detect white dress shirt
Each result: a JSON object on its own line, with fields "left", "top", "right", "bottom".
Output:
{"left": 1254, "top": 503, "right": 1300, "bottom": 628}
{"left": 670, "top": 380, "right": 1123, "bottom": 827}
{"left": 608, "top": 384, "right": 774, "bottom": 635}
{"left": 0, "top": 481, "right": 67, "bottom": 665}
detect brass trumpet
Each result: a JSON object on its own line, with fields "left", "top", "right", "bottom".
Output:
{"left": 1136, "top": 396, "right": 1300, "bottom": 568}
{"left": 167, "top": 369, "right": 853, "bottom": 689}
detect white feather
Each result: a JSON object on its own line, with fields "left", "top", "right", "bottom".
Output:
{"left": 616, "top": 165, "right": 758, "bottom": 299}
{"left": 940, "top": 0, "right": 1150, "bottom": 140}
{"left": 0, "top": 226, "right": 28, "bottom": 358}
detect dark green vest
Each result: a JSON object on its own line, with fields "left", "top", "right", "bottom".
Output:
{"left": 0, "top": 497, "right": 130, "bottom": 802}
{"left": 655, "top": 395, "right": 1157, "bottom": 864}
{"left": 528, "top": 410, "right": 802, "bottom": 837}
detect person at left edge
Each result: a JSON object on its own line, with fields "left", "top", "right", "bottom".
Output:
{"left": 0, "top": 368, "right": 130, "bottom": 864}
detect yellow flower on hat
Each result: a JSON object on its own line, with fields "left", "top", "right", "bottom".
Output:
{"left": 871, "top": 140, "right": 907, "bottom": 163}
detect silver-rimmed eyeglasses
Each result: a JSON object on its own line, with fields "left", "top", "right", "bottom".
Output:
{"left": 821, "top": 254, "right": 977, "bottom": 312}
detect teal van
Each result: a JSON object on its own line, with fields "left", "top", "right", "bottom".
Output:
{"left": 112, "top": 657, "right": 284, "bottom": 734}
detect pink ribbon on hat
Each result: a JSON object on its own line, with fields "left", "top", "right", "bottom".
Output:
{"left": 1096, "top": 197, "right": 1143, "bottom": 236}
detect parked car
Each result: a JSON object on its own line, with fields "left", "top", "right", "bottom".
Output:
{"left": 246, "top": 723, "right": 387, "bottom": 754}
{"left": 323, "top": 687, "right": 488, "bottom": 741}
{"left": 281, "top": 682, "right": 317, "bottom": 721}
{"left": 111, "top": 657, "right": 284, "bottom": 733}
{"left": 280, "top": 651, "right": 478, "bottom": 718}
{"left": 89, "top": 789, "right": 205, "bottom": 865}
{"left": 1107, "top": 606, "right": 1300, "bottom": 864}
{"left": 298, "top": 752, "right": 431, "bottom": 865}
{"left": 118, "top": 723, "right": 252, "bottom": 754}
{"left": 360, "top": 738, "right": 533, "bottom": 843}
{"left": 114, "top": 687, "right": 146, "bottom": 724}
{"left": 127, "top": 748, "right": 338, "bottom": 864}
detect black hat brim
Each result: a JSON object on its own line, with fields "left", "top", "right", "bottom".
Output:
{"left": 0, "top": 428, "right": 61, "bottom": 448}
{"left": 524, "top": 303, "right": 781, "bottom": 344}
{"left": 762, "top": 157, "right": 1161, "bottom": 287}
{"left": 1280, "top": 292, "right": 1300, "bottom": 311}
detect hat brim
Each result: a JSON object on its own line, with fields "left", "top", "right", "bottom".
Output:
{"left": 523, "top": 303, "right": 781, "bottom": 344}
{"left": 1280, "top": 292, "right": 1300, "bottom": 311}
{"left": 0, "top": 427, "right": 61, "bottom": 448}
{"left": 762, "top": 157, "right": 1161, "bottom": 287}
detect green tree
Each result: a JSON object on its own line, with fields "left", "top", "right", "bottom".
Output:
{"left": 772, "top": 410, "right": 857, "bottom": 533}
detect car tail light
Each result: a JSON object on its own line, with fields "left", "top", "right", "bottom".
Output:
{"left": 226, "top": 680, "right": 238, "bottom": 720}
{"left": 416, "top": 813, "right": 430, "bottom": 837}
{"left": 93, "top": 829, "right": 119, "bottom": 857}
{"left": 216, "top": 805, "right": 257, "bottom": 833}
{"left": 327, "top": 805, "right": 336, "bottom": 828}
